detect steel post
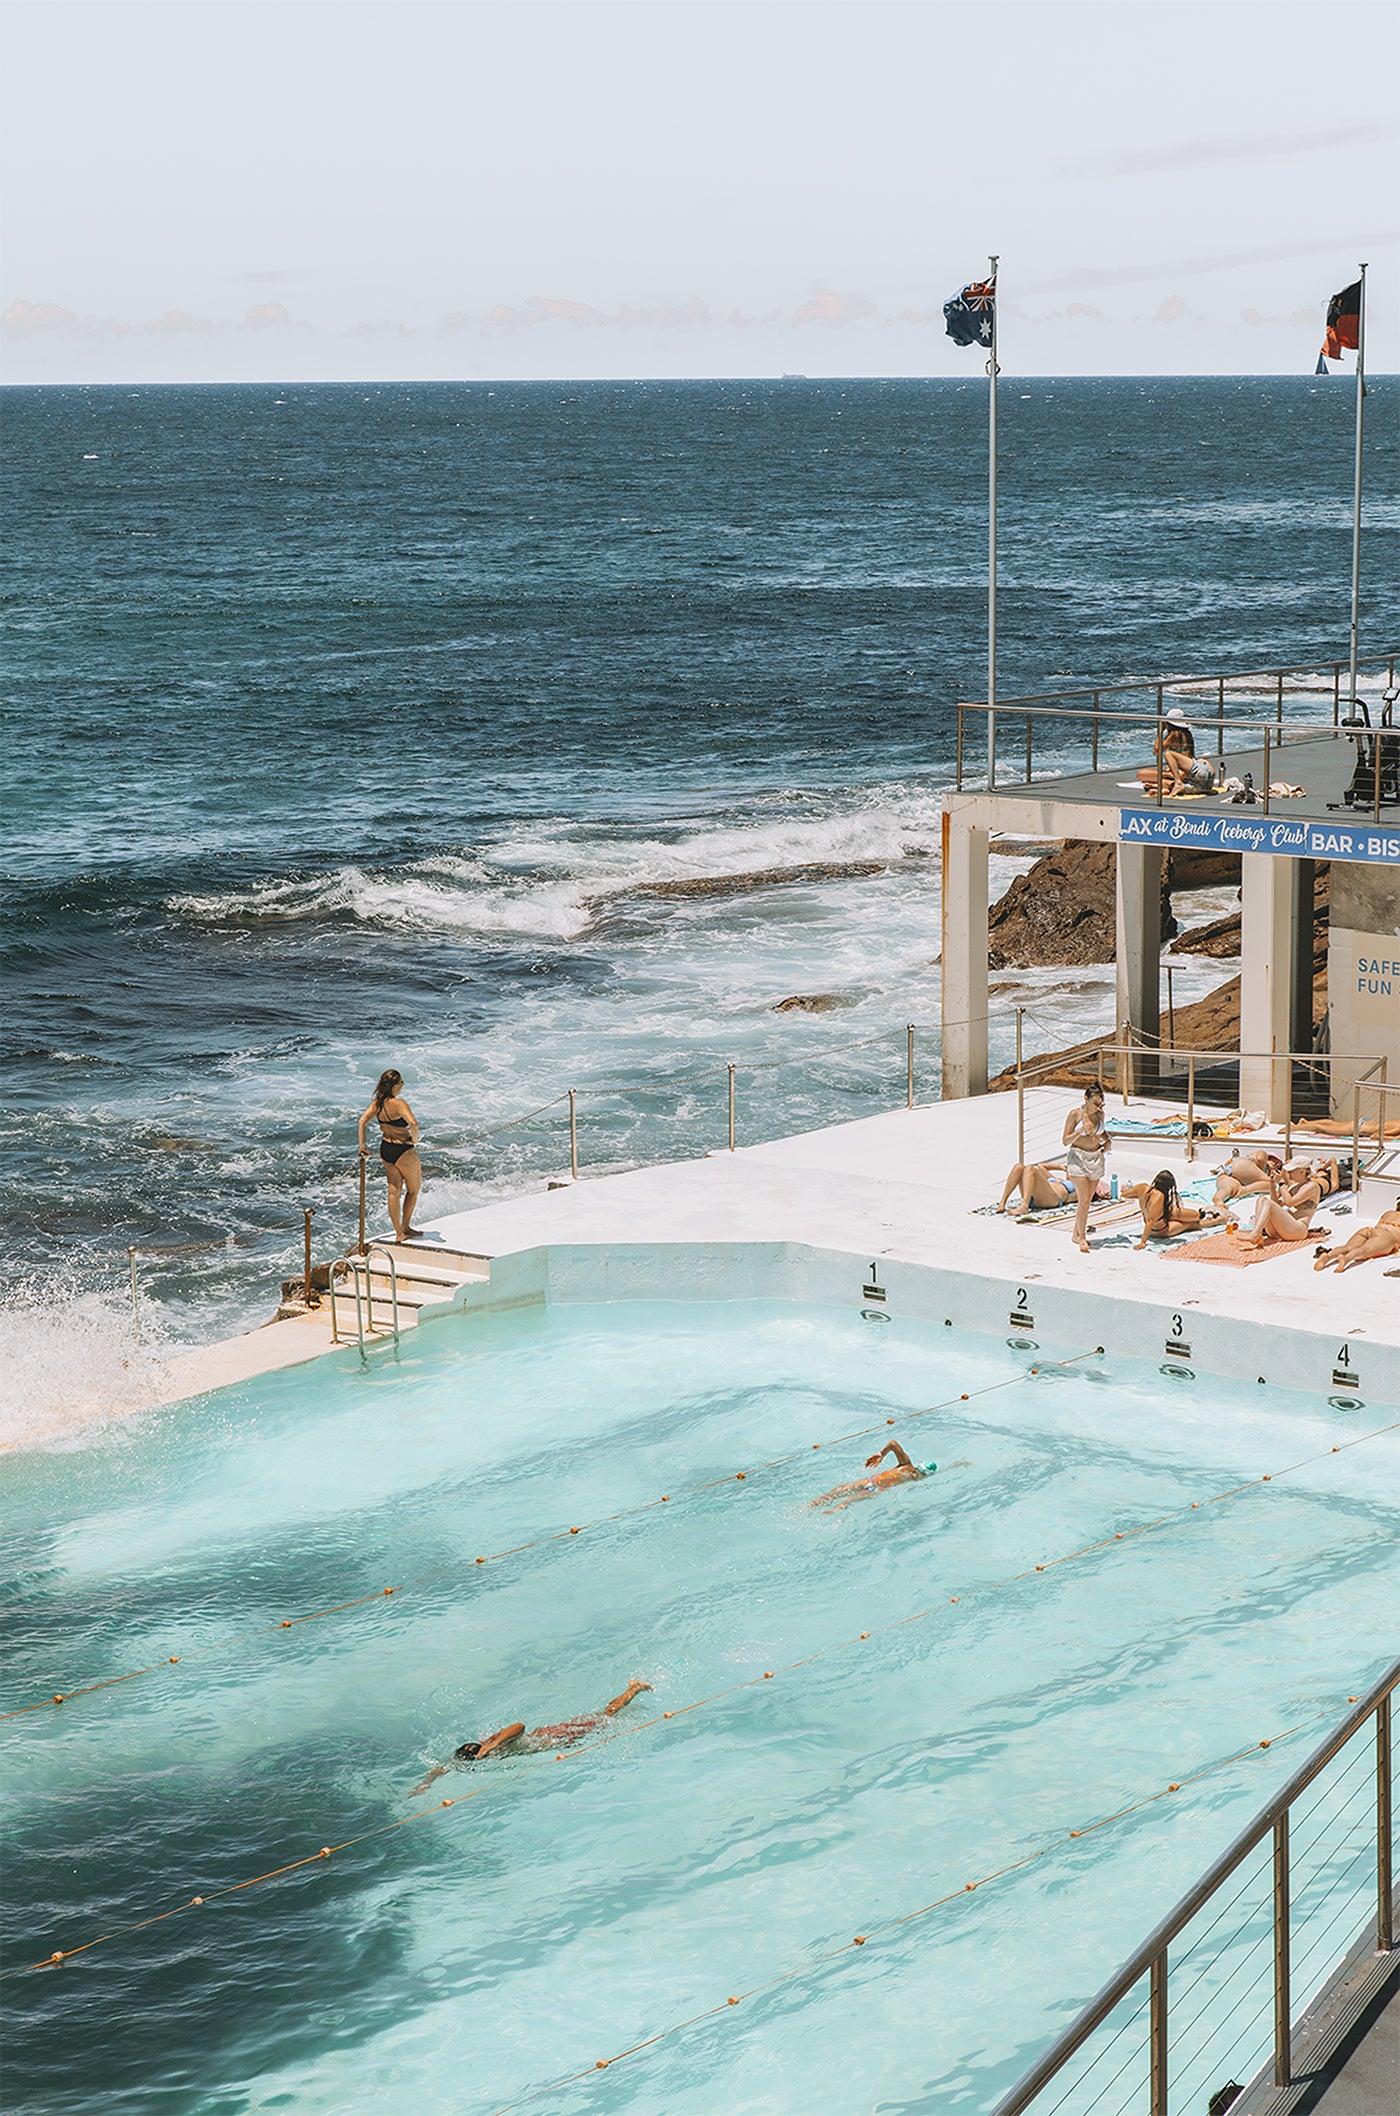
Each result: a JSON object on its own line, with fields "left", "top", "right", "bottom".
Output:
{"left": 1015, "top": 1008, "right": 1024, "bottom": 1167}
{"left": 906, "top": 1024, "right": 915, "bottom": 1110}
{"left": 569, "top": 1089, "right": 579, "bottom": 1181}
{"left": 1150, "top": 1951, "right": 1168, "bottom": 2116}
{"left": 1379, "top": 1695, "right": 1394, "bottom": 1953}
{"left": 1273, "top": 1812, "right": 1291, "bottom": 2089}
{"left": 728, "top": 1064, "right": 736, "bottom": 1152}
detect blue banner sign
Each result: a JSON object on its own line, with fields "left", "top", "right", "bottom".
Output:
{"left": 1118, "top": 809, "right": 1400, "bottom": 865}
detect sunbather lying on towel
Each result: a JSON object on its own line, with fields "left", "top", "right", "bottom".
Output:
{"left": 1213, "top": 1150, "right": 1282, "bottom": 1206}
{"left": 1304, "top": 1117, "right": 1400, "bottom": 1141}
{"left": 1129, "top": 1171, "right": 1225, "bottom": 1249}
{"left": 1313, "top": 1206, "right": 1400, "bottom": 1273}
{"left": 1281, "top": 1157, "right": 1341, "bottom": 1205}
{"left": 996, "top": 1159, "right": 1107, "bottom": 1214}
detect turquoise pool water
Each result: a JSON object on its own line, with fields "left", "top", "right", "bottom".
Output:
{"left": 4, "top": 1301, "right": 1397, "bottom": 2115}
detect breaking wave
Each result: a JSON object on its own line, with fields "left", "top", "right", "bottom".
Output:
{"left": 0, "top": 1269, "right": 175, "bottom": 1453}
{"left": 166, "top": 784, "right": 948, "bottom": 942}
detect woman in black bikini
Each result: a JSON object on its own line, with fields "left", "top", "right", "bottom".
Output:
{"left": 357, "top": 1068, "right": 424, "bottom": 1241}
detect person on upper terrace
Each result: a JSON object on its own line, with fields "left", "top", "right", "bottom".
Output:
{"left": 1136, "top": 708, "right": 1214, "bottom": 796}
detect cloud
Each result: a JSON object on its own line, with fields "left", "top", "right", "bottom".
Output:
{"left": 3, "top": 297, "right": 305, "bottom": 341}
{"left": 1155, "top": 295, "right": 1187, "bottom": 324}
{"left": 1066, "top": 302, "right": 1104, "bottom": 320}
{"left": 233, "top": 270, "right": 303, "bottom": 285}
{"left": 3, "top": 297, "right": 124, "bottom": 340}
{"left": 792, "top": 288, "right": 876, "bottom": 326}
{"left": 1059, "top": 119, "right": 1393, "bottom": 179}
{"left": 140, "top": 309, "right": 219, "bottom": 336}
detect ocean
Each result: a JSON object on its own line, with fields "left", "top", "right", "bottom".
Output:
{"left": 3, "top": 374, "right": 1397, "bottom": 1425}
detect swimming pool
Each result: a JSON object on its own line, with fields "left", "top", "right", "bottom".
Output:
{"left": 4, "top": 1300, "right": 1397, "bottom": 2114}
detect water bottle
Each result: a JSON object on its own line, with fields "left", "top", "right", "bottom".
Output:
{"left": 1110, "top": 1175, "right": 1119, "bottom": 1200}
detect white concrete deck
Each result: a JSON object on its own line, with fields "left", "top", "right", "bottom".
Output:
{"left": 151, "top": 1086, "right": 1400, "bottom": 1409}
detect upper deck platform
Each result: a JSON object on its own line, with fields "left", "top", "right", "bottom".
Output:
{"left": 944, "top": 654, "right": 1400, "bottom": 862}
{"left": 952, "top": 731, "right": 1400, "bottom": 865}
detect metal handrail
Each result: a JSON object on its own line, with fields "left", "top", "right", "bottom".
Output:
{"left": 957, "top": 652, "right": 1398, "bottom": 720}
{"left": 346, "top": 1245, "right": 401, "bottom": 1354}
{"left": 1011, "top": 1038, "right": 1392, "bottom": 1210}
{"left": 991, "top": 1660, "right": 1398, "bottom": 2116}
{"left": 952, "top": 649, "right": 1398, "bottom": 795}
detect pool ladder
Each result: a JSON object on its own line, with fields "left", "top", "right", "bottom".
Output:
{"left": 326, "top": 1245, "right": 400, "bottom": 1357}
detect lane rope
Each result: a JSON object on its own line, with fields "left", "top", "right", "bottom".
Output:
{"left": 7, "top": 1388, "right": 1397, "bottom": 1730}
{"left": 3, "top": 1352, "right": 1105, "bottom": 1720}
{"left": 482, "top": 1694, "right": 1368, "bottom": 2114}
{"left": 7, "top": 1690, "right": 1365, "bottom": 2037}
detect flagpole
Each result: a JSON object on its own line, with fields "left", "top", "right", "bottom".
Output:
{"left": 1347, "top": 262, "right": 1367, "bottom": 707}
{"left": 987, "top": 252, "right": 999, "bottom": 787}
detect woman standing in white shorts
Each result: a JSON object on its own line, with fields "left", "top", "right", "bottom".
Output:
{"left": 1062, "top": 1082, "right": 1110, "bottom": 1253}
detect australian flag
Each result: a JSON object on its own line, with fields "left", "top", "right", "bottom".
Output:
{"left": 944, "top": 276, "right": 996, "bottom": 347}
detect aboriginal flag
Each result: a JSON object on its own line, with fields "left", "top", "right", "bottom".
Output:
{"left": 1320, "top": 279, "right": 1362, "bottom": 363}
{"left": 944, "top": 277, "right": 996, "bottom": 347}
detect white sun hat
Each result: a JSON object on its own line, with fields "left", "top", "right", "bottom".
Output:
{"left": 1164, "top": 706, "right": 1190, "bottom": 725}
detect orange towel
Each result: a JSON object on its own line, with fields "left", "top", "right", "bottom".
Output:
{"left": 1163, "top": 1229, "right": 1312, "bottom": 1268}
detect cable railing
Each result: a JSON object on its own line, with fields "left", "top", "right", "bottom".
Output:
{"left": 43, "top": 1014, "right": 1395, "bottom": 1333}
{"left": 989, "top": 1659, "right": 1397, "bottom": 2116}
{"left": 1010, "top": 1030, "right": 1393, "bottom": 1214}
{"left": 954, "top": 650, "right": 1400, "bottom": 814}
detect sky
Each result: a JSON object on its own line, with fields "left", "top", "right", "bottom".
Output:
{"left": 2, "top": 0, "right": 1397, "bottom": 383}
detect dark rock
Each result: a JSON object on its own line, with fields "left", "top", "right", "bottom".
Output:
{"left": 987, "top": 841, "right": 1175, "bottom": 970}
{"left": 987, "top": 918, "right": 1330, "bottom": 1091}
{"left": 615, "top": 860, "right": 886, "bottom": 904}
{"left": 1169, "top": 912, "right": 1244, "bottom": 958}
{"left": 771, "top": 993, "right": 853, "bottom": 1013}
{"left": 1170, "top": 863, "right": 1328, "bottom": 958}
{"left": 1166, "top": 849, "right": 1242, "bottom": 890}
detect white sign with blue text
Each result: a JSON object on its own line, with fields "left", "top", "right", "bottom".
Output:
{"left": 1118, "top": 810, "right": 1400, "bottom": 865}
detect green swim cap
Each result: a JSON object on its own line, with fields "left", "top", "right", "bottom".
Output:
{"left": 923, "top": 1461, "right": 937, "bottom": 1475}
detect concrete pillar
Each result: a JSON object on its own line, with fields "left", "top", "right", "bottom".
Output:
{"left": 1326, "top": 860, "right": 1400, "bottom": 1118}
{"left": 1239, "top": 853, "right": 1296, "bottom": 1118}
{"left": 941, "top": 812, "right": 989, "bottom": 1099}
{"left": 1290, "top": 859, "right": 1316, "bottom": 1058}
{"left": 1115, "top": 844, "right": 1162, "bottom": 1090}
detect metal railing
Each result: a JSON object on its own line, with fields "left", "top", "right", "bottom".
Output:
{"left": 339, "top": 1244, "right": 400, "bottom": 1356}
{"left": 91, "top": 1016, "right": 1394, "bottom": 1328}
{"left": 953, "top": 651, "right": 1399, "bottom": 813}
{"left": 991, "top": 1661, "right": 1397, "bottom": 2116}
{"left": 1011, "top": 1034, "right": 1393, "bottom": 1212}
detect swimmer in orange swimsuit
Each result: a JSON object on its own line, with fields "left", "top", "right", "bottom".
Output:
{"left": 812, "top": 1441, "right": 933, "bottom": 1512}
{"left": 410, "top": 1678, "right": 651, "bottom": 1791}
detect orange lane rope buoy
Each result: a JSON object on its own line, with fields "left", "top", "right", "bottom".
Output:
{"left": 11, "top": 1396, "right": 1397, "bottom": 1729}
{"left": 8, "top": 1695, "right": 1352, "bottom": 1988}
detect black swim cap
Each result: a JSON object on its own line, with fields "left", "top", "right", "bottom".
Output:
{"left": 453, "top": 1741, "right": 482, "bottom": 1761}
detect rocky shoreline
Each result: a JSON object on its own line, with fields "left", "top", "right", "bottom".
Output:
{"left": 984, "top": 841, "right": 1328, "bottom": 1090}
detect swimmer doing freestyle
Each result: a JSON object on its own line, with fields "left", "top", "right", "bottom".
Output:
{"left": 812, "top": 1440, "right": 935, "bottom": 1512}
{"left": 411, "top": 1678, "right": 651, "bottom": 1792}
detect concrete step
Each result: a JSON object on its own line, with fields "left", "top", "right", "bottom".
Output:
{"left": 326, "top": 1294, "right": 412, "bottom": 1335}
{"left": 374, "top": 1239, "right": 491, "bottom": 1279}
{"left": 357, "top": 1260, "right": 466, "bottom": 1289}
